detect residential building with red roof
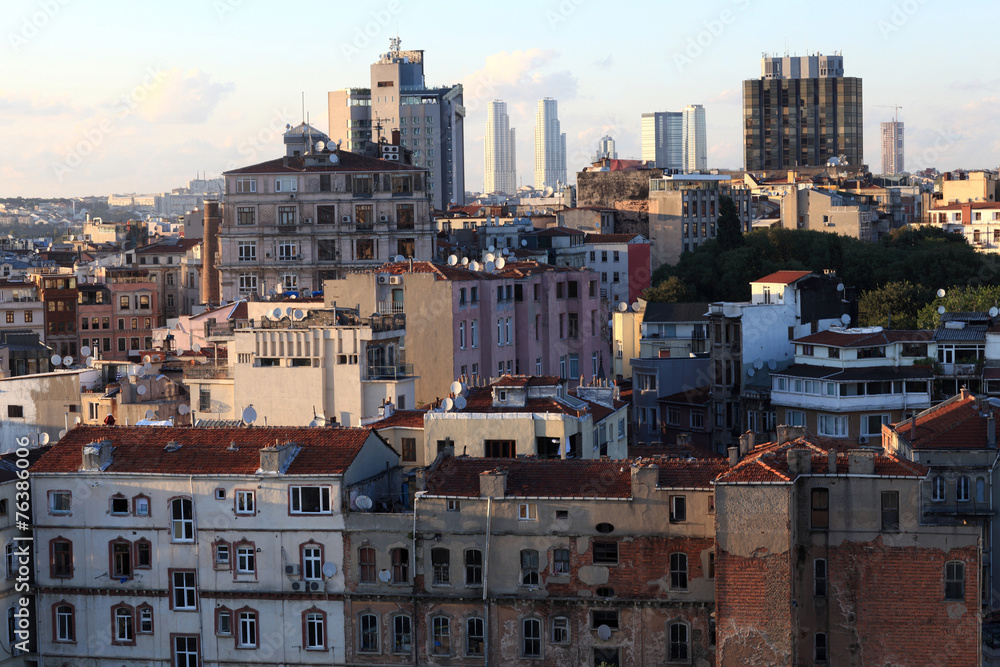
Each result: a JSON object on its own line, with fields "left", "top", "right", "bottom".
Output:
{"left": 132, "top": 237, "right": 202, "bottom": 319}
{"left": 31, "top": 425, "right": 400, "bottom": 667}
{"left": 0, "top": 279, "right": 44, "bottom": 344}
{"left": 715, "top": 430, "right": 981, "bottom": 666}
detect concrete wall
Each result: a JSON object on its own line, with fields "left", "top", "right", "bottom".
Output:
{"left": 0, "top": 371, "right": 94, "bottom": 448}
{"left": 577, "top": 169, "right": 663, "bottom": 209}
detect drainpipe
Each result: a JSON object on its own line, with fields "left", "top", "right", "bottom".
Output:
{"left": 483, "top": 496, "right": 493, "bottom": 665}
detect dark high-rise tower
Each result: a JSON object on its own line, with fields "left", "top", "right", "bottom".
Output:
{"left": 743, "top": 53, "right": 863, "bottom": 170}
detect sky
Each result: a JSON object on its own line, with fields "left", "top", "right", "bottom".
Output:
{"left": 3, "top": 0, "right": 999, "bottom": 198}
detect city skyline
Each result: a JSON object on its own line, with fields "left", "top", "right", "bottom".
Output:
{"left": 4, "top": 0, "right": 1000, "bottom": 198}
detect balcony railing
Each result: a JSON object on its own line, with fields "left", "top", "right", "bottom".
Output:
{"left": 204, "top": 319, "right": 253, "bottom": 338}
{"left": 183, "top": 363, "right": 232, "bottom": 380}
{"left": 366, "top": 364, "right": 413, "bottom": 380}
{"left": 939, "top": 363, "right": 979, "bottom": 376}
{"left": 924, "top": 502, "right": 995, "bottom": 518}
{"left": 377, "top": 301, "right": 404, "bottom": 315}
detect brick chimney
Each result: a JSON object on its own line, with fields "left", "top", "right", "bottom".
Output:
{"left": 630, "top": 463, "right": 660, "bottom": 496}
{"left": 786, "top": 449, "right": 812, "bottom": 476}
{"left": 827, "top": 450, "right": 837, "bottom": 474}
{"left": 847, "top": 449, "right": 876, "bottom": 475}
{"left": 478, "top": 469, "right": 507, "bottom": 499}
{"left": 728, "top": 446, "right": 739, "bottom": 467}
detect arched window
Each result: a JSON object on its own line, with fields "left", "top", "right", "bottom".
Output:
{"left": 977, "top": 477, "right": 987, "bottom": 503}
{"left": 359, "top": 612, "right": 379, "bottom": 653}
{"left": 521, "top": 617, "right": 541, "bottom": 658}
{"left": 303, "top": 608, "right": 325, "bottom": 650}
{"left": 932, "top": 476, "right": 946, "bottom": 502}
{"left": 53, "top": 602, "right": 74, "bottom": 642}
{"left": 466, "top": 616, "right": 484, "bottom": 655}
{"left": 237, "top": 608, "right": 257, "bottom": 648}
{"left": 431, "top": 616, "right": 450, "bottom": 656}
{"left": 393, "top": 614, "right": 412, "bottom": 653}
{"left": 668, "top": 621, "right": 690, "bottom": 662}
{"left": 111, "top": 603, "right": 134, "bottom": 645}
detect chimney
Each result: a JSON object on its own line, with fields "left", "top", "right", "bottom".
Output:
{"left": 728, "top": 446, "right": 739, "bottom": 467}
{"left": 786, "top": 449, "right": 812, "bottom": 476}
{"left": 630, "top": 463, "right": 660, "bottom": 497}
{"left": 989, "top": 413, "right": 997, "bottom": 449}
{"left": 479, "top": 469, "right": 507, "bottom": 499}
{"left": 677, "top": 433, "right": 692, "bottom": 448}
{"left": 738, "top": 433, "right": 750, "bottom": 457}
{"left": 909, "top": 414, "right": 917, "bottom": 441}
{"left": 259, "top": 442, "right": 298, "bottom": 473}
{"left": 414, "top": 468, "right": 427, "bottom": 492}
{"left": 827, "top": 450, "right": 837, "bottom": 474}
{"left": 847, "top": 449, "right": 876, "bottom": 475}
{"left": 777, "top": 425, "right": 806, "bottom": 445}
{"left": 961, "top": 387, "right": 970, "bottom": 400}
{"left": 81, "top": 439, "right": 113, "bottom": 472}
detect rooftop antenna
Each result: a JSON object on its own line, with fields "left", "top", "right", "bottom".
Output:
{"left": 301, "top": 91, "right": 305, "bottom": 126}
{"left": 373, "top": 115, "right": 384, "bottom": 144}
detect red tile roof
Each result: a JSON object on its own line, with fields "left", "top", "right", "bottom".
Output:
{"left": 493, "top": 375, "right": 561, "bottom": 387}
{"left": 424, "top": 456, "right": 633, "bottom": 498}
{"left": 459, "top": 388, "right": 584, "bottom": 416}
{"left": 794, "top": 329, "right": 934, "bottom": 347}
{"left": 370, "top": 409, "right": 426, "bottom": 429}
{"left": 135, "top": 238, "right": 202, "bottom": 254}
{"left": 891, "top": 394, "right": 989, "bottom": 450}
{"left": 655, "top": 459, "right": 731, "bottom": 488}
{"left": 931, "top": 201, "right": 1000, "bottom": 211}
{"left": 751, "top": 270, "right": 812, "bottom": 285}
{"left": 659, "top": 386, "right": 712, "bottom": 405}
{"left": 32, "top": 426, "right": 390, "bottom": 475}
{"left": 224, "top": 152, "right": 420, "bottom": 174}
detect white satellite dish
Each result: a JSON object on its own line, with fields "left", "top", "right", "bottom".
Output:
{"left": 329, "top": 153, "right": 339, "bottom": 165}
{"left": 485, "top": 261, "right": 495, "bottom": 272}
{"left": 143, "top": 362, "right": 152, "bottom": 371}
{"left": 378, "top": 569, "right": 392, "bottom": 583}
{"left": 617, "top": 302, "right": 628, "bottom": 312}
{"left": 748, "top": 368, "right": 755, "bottom": 377}
{"left": 86, "top": 357, "right": 94, "bottom": 368}
{"left": 75, "top": 416, "right": 81, "bottom": 424}
{"left": 461, "top": 257, "right": 469, "bottom": 266}
{"left": 178, "top": 405, "right": 190, "bottom": 415}
{"left": 143, "top": 355, "right": 152, "bottom": 363}
{"left": 316, "top": 140, "right": 326, "bottom": 151}
{"left": 272, "top": 308, "right": 282, "bottom": 318}
{"left": 484, "top": 253, "right": 495, "bottom": 263}
{"left": 521, "top": 239, "right": 528, "bottom": 247}
{"left": 450, "top": 381, "right": 463, "bottom": 395}
{"left": 356, "top": 495, "right": 373, "bottom": 510}
{"left": 597, "top": 625, "right": 612, "bottom": 641}
{"left": 938, "top": 306, "right": 946, "bottom": 315}
{"left": 441, "top": 397, "right": 454, "bottom": 411}
{"left": 294, "top": 309, "right": 304, "bottom": 320}
{"left": 991, "top": 307, "right": 999, "bottom": 318}
{"left": 767, "top": 359, "right": 777, "bottom": 370}
{"left": 630, "top": 302, "right": 640, "bottom": 312}
{"left": 50, "top": 354, "right": 62, "bottom": 366}
{"left": 937, "top": 288, "right": 946, "bottom": 298}
{"left": 395, "top": 254, "right": 405, "bottom": 262}
{"left": 753, "top": 358, "right": 764, "bottom": 370}
{"left": 495, "top": 257, "right": 506, "bottom": 269}
{"left": 841, "top": 314, "right": 851, "bottom": 325}
{"left": 836, "top": 283, "right": 844, "bottom": 292}
{"left": 39, "top": 432, "right": 50, "bottom": 445}
{"left": 80, "top": 345, "right": 92, "bottom": 357}
{"left": 470, "top": 261, "right": 480, "bottom": 271}
{"left": 454, "top": 395, "right": 467, "bottom": 410}
{"left": 488, "top": 245, "right": 495, "bottom": 252}
{"left": 242, "top": 406, "right": 257, "bottom": 424}
{"left": 145, "top": 409, "right": 155, "bottom": 420}
{"left": 58, "top": 429, "right": 67, "bottom": 439}
{"left": 286, "top": 307, "right": 294, "bottom": 316}
{"left": 447, "top": 255, "right": 458, "bottom": 266}
{"left": 63, "top": 356, "right": 73, "bottom": 367}
{"left": 136, "top": 385, "right": 147, "bottom": 396}
{"left": 322, "top": 562, "right": 337, "bottom": 578}
{"left": 193, "top": 343, "right": 202, "bottom": 352}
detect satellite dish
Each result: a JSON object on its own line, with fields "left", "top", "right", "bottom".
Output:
{"left": 395, "top": 254, "right": 405, "bottom": 262}
{"left": 748, "top": 368, "right": 755, "bottom": 377}
{"left": 618, "top": 302, "right": 628, "bottom": 312}
{"left": 178, "top": 404, "right": 190, "bottom": 415}
{"left": 521, "top": 239, "right": 528, "bottom": 246}
{"left": 242, "top": 406, "right": 257, "bottom": 424}
{"left": 143, "top": 355, "right": 152, "bottom": 363}
{"left": 81, "top": 345, "right": 92, "bottom": 357}
{"left": 484, "top": 253, "right": 495, "bottom": 263}
{"left": 356, "top": 495, "right": 373, "bottom": 510}
{"left": 86, "top": 357, "right": 94, "bottom": 368}
{"left": 937, "top": 288, "right": 946, "bottom": 298}
{"left": 58, "top": 429, "right": 67, "bottom": 439}
{"left": 469, "top": 261, "right": 480, "bottom": 271}
{"left": 938, "top": 306, "right": 946, "bottom": 315}
{"left": 75, "top": 416, "right": 81, "bottom": 424}
{"left": 840, "top": 314, "right": 851, "bottom": 325}
{"left": 136, "top": 385, "right": 147, "bottom": 395}
{"left": 63, "top": 356, "right": 73, "bottom": 367}
{"left": 454, "top": 395, "right": 467, "bottom": 410}
{"left": 991, "top": 307, "right": 999, "bottom": 318}
{"left": 597, "top": 625, "right": 612, "bottom": 641}
{"left": 145, "top": 409, "right": 155, "bottom": 420}
{"left": 753, "top": 358, "right": 764, "bottom": 370}
{"left": 450, "top": 381, "right": 463, "bottom": 395}
{"left": 143, "top": 362, "right": 152, "bottom": 370}
{"left": 193, "top": 343, "right": 202, "bottom": 352}
{"left": 316, "top": 140, "right": 326, "bottom": 151}
{"left": 50, "top": 354, "right": 62, "bottom": 366}
{"left": 630, "top": 302, "right": 640, "bottom": 312}
{"left": 836, "top": 283, "right": 844, "bottom": 292}
{"left": 378, "top": 569, "right": 392, "bottom": 583}
{"left": 495, "top": 257, "right": 506, "bottom": 269}
{"left": 329, "top": 153, "right": 340, "bottom": 165}
{"left": 39, "top": 432, "right": 50, "bottom": 445}
{"left": 286, "top": 307, "right": 294, "bottom": 316}
{"left": 442, "top": 397, "right": 454, "bottom": 411}
{"left": 461, "top": 257, "right": 469, "bottom": 266}
{"left": 322, "top": 562, "right": 337, "bottom": 578}
{"left": 220, "top": 300, "right": 228, "bottom": 306}
{"left": 272, "top": 308, "right": 282, "bottom": 318}
{"left": 485, "top": 261, "right": 495, "bottom": 272}
{"left": 488, "top": 245, "right": 495, "bottom": 252}
{"left": 294, "top": 309, "right": 304, "bottom": 320}
{"left": 267, "top": 288, "right": 276, "bottom": 297}
{"left": 447, "top": 254, "right": 458, "bottom": 266}
{"left": 767, "top": 359, "right": 777, "bottom": 370}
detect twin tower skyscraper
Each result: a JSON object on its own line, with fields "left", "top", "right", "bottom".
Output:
{"left": 484, "top": 98, "right": 566, "bottom": 195}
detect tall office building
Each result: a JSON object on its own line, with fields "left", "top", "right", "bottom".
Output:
{"left": 683, "top": 104, "right": 707, "bottom": 172}
{"left": 641, "top": 111, "right": 683, "bottom": 170}
{"left": 484, "top": 100, "right": 517, "bottom": 194}
{"left": 534, "top": 98, "right": 566, "bottom": 189}
{"left": 743, "top": 53, "right": 863, "bottom": 170}
{"left": 881, "top": 121, "right": 904, "bottom": 175}
{"left": 595, "top": 135, "right": 617, "bottom": 161}
{"left": 328, "top": 38, "right": 465, "bottom": 210}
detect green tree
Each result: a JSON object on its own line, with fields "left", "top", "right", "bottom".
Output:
{"left": 715, "top": 195, "right": 744, "bottom": 251}
{"left": 641, "top": 276, "right": 693, "bottom": 303}
{"left": 858, "top": 281, "right": 932, "bottom": 329}
{"left": 917, "top": 285, "right": 1000, "bottom": 329}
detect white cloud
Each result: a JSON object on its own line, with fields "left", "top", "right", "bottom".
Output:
{"left": 133, "top": 68, "right": 235, "bottom": 124}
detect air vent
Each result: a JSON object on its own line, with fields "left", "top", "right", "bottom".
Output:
{"left": 595, "top": 522, "right": 614, "bottom": 534}
{"left": 163, "top": 441, "right": 182, "bottom": 453}
{"left": 595, "top": 586, "right": 615, "bottom": 598}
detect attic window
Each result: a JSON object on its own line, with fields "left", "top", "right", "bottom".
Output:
{"left": 163, "top": 442, "right": 182, "bottom": 453}
{"left": 595, "top": 522, "right": 615, "bottom": 534}
{"left": 498, "top": 390, "right": 507, "bottom": 401}
{"left": 214, "top": 488, "right": 226, "bottom": 500}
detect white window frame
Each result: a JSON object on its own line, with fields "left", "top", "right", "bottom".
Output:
{"left": 957, "top": 476, "right": 970, "bottom": 502}
{"left": 274, "top": 176, "right": 297, "bottom": 192}
{"left": 237, "top": 241, "right": 256, "bottom": 262}
{"left": 305, "top": 612, "right": 325, "bottom": 649}
{"left": 278, "top": 240, "right": 298, "bottom": 261}
{"left": 518, "top": 503, "right": 537, "bottom": 521}
{"left": 932, "top": 476, "right": 946, "bottom": 502}
{"left": 235, "top": 176, "right": 256, "bottom": 193}
{"left": 238, "top": 610, "right": 257, "bottom": 648}
{"left": 236, "top": 546, "right": 255, "bottom": 574}
{"left": 172, "top": 571, "right": 197, "bottom": 610}
{"left": 170, "top": 498, "right": 194, "bottom": 543}
{"left": 303, "top": 545, "right": 322, "bottom": 580}
{"left": 236, "top": 490, "right": 255, "bottom": 515}
{"left": 290, "top": 485, "right": 332, "bottom": 514}
{"left": 49, "top": 491, "right": 71, "bottom": 514}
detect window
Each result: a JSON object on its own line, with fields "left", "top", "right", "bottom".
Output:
{"left": 133, "top": 495, "right": 150, "bottom": 517}
{"left": 668, "top": 622, "right": 689, "bottom": 662}
{"left": 235, "top": 176, "right": 256, "bottom": 193}
{"left": 811, "top": 488, "right": 829, "bottom": 529}
{"left": 231, "top": 490, "right": 255, "bottom": 516}
{"left": 238, "top": 609, "right": 257, "bottom": 648}
{"left": 303, "top": 544, "right": 322, "bottom": 580}
{"left": 932, "top": 476, "right": 946, "bottom": 502}
{"left": 670, "top": 552, "right": 688, "bottom": 590}
{"left": 49, "top": 491, "right": 71, "bottom": 514}
{"left": 551, "top": 616, "right": 570, "bottom": 644}
{"left": 815, "top": 632, "right": 828, "bottom": 662}
{"left": 519, "top": 503, "right": 537, "bottom": 521}
{"left": 814, "top": 558, "right": 828, "bottom": 597}
{"left": 945, "top": 561, "right": 965, "bottom": 600}
{"left": 670, "top": 496, "right": 687, "bottom": 523}
{"left": 466, "top": 616, "right": 484, "bottom": 655}
{"left": 470, "top": 320, "right": 477, "bottom": 347}
{"left": 553, "top": 548, "right": 570, "bottom": 575}
{"left": 958, "top": 476, "right": 971, "bottom": 502}
{"left": 113, "top": 604, "right": 134, "bottom": 645}
{"left": 171, "top": 571, "right": 197, "bottom": 610}
{"left": 51, "top": 538, "right": 72, "bottom": 578}
{"left": 521, "top": 549, "right": 539, "bottom": 586}
{"left": 522, "top": 618, "right": 542, "bottom": 658}
{"left": 171, "top": 498, "right": 194, "bottom": 542}
{"left": 426, "top": 547, "right": 449, "bottom": 585}
{"left": 359, "top": 547, "right": 376, "bottom": 583}
{"left": 666, "top": 406, "right": 681, "bottom": 426}
{"left": 236, "top": 544, "right": 255, "bottom": 574}
{"left": 290, "top": 486, "right": 331, "bottom": 514}
{"left": 274, "top": 175, "right": 297, "bottom": 192}
{"left": 119, "top": 295, "right": 130, "bottom": 309}
{"left": 592, "top": 609, "right": 619, "bottom": 630}
{"left": 359, "top": 612, "right": 379, "bottom": 652}
{"left": 110, "top": 495, "right": 129, "bottom": 514}
{"left": 978, "top": 477, "right": 987, "bottom": 503}
{"left": 137, "top": 605, "right": 153, "bottom": 634}
{"left": 393, "top": 614, "right": 412, "bottom": 653}
{"left": 238, "top": 272, "right": 257, "bottom": 295}
{"left": 111, "top": 540, "right": 132, "bottom": 578}
{"left": 173, "top": 635, "right": 199, "bottom": 667}
{"left": 215, "top": 542, "right": 230, "bottom": 567}
{"left": 818, "top": 413, "right": 848, "bottom": 437}
{"left": 238, "top": 241, "right": 256, "bottom": 262}
{"left": 465, "top": 549, "right": 483, "bottom": 586}
{"left": 3, "top": 544, "right": 11, "bottom": 580}
{"left": 391, "top": 547, "right": 408, "bottom": 583}
{"left": 431, "top": 616, "right": 451, "bottom": 655}
{"left": 133, "top": 539, "right": 150, "bottom": 569}
{"left": 690, "top": 410, "right": 705, "bottom": 429}
{"left": 278, "top": 239, "right": 297, "bottom": 261}
{"left": 304, "top": 611, "right": 325, "bottom": 650}
{"left": 138, "top": 295, "right": 150, "bottom": 310}
{"left": 881, "top": 491, "right": 899, "bottom": 531}
{"left": 785, "top": 410, "right": 806, "bottom": 427}
{"left": 593, "top": 542, "right": 618, "bottom": 565}
{"left": 54, "top": 603, "right": 74, "bottom": 642}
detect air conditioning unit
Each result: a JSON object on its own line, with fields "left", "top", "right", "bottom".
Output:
{"left": 303, "top": 217, "right": 313, "bottom": 225}
{"left": 388, "top": 276, "right": 402, "bottom": 285}
{"left": 285, "top": 564, "right": 301, "bottom": 577}
{"left": 342, "top": 215, "right": 352, "bottom": 223}
{"left": 291, "top": 580, "right": 304, "bottom": 591}
{"left": 379, "top": 214, "right": 390, "bottom": 223}
{"left": 385, "top": 154, "right": 400, "bottom": 161}
{"left": 858, "top": 435, "right": 869, "bottom": 445}
{"left": 377, "top": 274, "right": 391, "bottom": 285}
{"left": 308, "top": 581, "right": 322, "bottom": 591}
{"left": 296, "top": 254, "right": 303, "bottom": 260}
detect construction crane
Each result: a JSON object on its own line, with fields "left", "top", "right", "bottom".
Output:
{"left": 875, "top": 104, "right": 903, "bottom": 124}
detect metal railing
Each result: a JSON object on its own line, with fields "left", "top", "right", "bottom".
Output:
{"left": 366, "top": 364, "right": 413, "bottom": 380}
{"left": 183, "top": 363, "right": 232, "bottom": 380}
{"left": 377, "top": 301, "right": 405, "bottom": 315}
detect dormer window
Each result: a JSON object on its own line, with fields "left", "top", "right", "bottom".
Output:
{"left": 498, "top": 390, "right": 507, "bottom": 402}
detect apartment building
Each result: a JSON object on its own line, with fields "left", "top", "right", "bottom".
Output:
{"left": 30, "top": 271, "right": 78, "bottom": 358}
{"left": 583, "top": 234, "right": 652, "bottom": 305}
{"left": 31, "top": 425, "right": 400, "bottom": 667}
{"left": 0, "top": 280, "right": 44, "bottom": 342}
{"left": 132, "top": 238, "right": 202, "bottom": 319}
{"left": 716, "top": 432, "right": 981, "bottom": 666}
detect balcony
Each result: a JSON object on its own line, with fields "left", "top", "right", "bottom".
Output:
{"left": 204, "top": 319, "right": 253, "bottom": 339}
{"left": 924, "top": 502, "right": 995, "bottom": 518}
{"left": 183, "top": 363, "right": 232, "bottom": 380}
{"left": 366, "top": 364, "right": 413, "bottom": 380}
{"left": 939, "top": 363, "right": 979, "bottom": 376}
{"left": 377, "top": 301, "right": 404, "bottom": 315}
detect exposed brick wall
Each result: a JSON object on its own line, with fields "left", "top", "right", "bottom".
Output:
{"left": 716, "top": 548, "right": 793, "bottom": 666}
{"left": 577, "top": 170, "right": 662, "bottom": 209}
